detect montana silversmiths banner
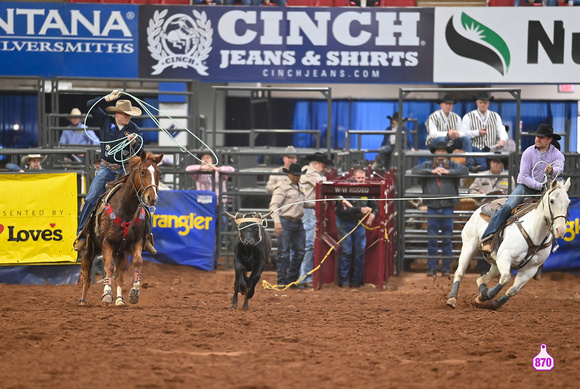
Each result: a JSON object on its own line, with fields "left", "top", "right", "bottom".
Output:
{"left": 0, "top": 2, "right": 138, "bottom": 78}
{"left": 139, "top": 6, "right": 434, "bottom": 83}
{"left": 0, "top": 173, "right": 78, "bottom": 265}
{"left": 434, "top": 8, "right": 580, "bottom": 84}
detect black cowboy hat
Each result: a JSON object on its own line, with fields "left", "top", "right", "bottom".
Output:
{"left": 386, "top": 112, "right": 408, "bottom": 122}
{"left": 429, "top": 140, "right": 453, "bottom": 154}
{"left": 304, "top": 152, "right": 333, "bottom": 167}
{"left": 283, "top": 162, "right": 307, "bottom": 175}
{"left": 436, "top": 93, "right": 455, "bottom": 104}
{"left": 530, "top": 124, "right": 561, "bottom": 140}
{"left": 473, "top": 91, "right": 494, "bottom": 102}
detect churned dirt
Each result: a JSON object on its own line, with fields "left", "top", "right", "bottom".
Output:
{"left": 1, "top": 262, "right": 579, "bottom": 389}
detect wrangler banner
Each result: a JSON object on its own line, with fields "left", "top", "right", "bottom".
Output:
{"left": 545, "top": 198, "right": 580, "bottom": 272}
{"left": 144, "top": 190, "right": 215, "bottom": 271}
{"left": 0, "top": 173, "right": 78, "bottom": 265}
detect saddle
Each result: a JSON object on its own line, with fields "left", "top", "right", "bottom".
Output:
{"left": 479, "top": 198, "right": 540, "bottom": 255}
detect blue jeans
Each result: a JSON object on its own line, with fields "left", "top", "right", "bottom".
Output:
{"left": 300, "top": 208, "right": 316, "bottom": 283}
{"left": 472, "top": 146, "right": 490, "bottom": 171}
{"left": 77, "top": 164, "right": 119, "bottom": 235}
{"left": 277, "top": 218, "right": 305, "bottom": 285}
{"left": 336, "top": 218, "right": 366, "bottom": 286}
{"left": 430, "top": 136, "right": 474, "bottom": 168}
{"left": 427, "top": 207, "right": 454, "bottom": 273}
{"left": 482, "top": 184, "right": 541, "bottom": 240}
{"left": 378, "top": 144, "right": 393, "bottom": 169}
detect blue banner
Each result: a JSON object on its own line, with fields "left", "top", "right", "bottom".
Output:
{"left": 138, "top": 6, "right": 434, "bottom": 83}
{"left": 0, "top": 2, "right": 138, "bottom": 78}
{"left": 544, "top": 198, "right": 580, "bottom": 272}
{"left": 144, "top": 190, "right": 215, "bottom": 271}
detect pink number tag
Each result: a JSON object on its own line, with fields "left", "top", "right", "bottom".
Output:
{"left": 533, "top": 344, "right": 554, "bottom": 371}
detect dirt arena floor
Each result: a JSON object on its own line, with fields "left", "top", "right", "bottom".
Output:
{"left": 1, "top": 262, "right": 579, "bottom": 389}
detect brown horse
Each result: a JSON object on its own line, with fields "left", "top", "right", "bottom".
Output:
{"left": 78, "top": 151, "right": 164, "bottom": 306}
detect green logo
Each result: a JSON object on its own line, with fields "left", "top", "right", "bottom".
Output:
{"left": 446, "top": 13, "right": 511, "bottom": 76}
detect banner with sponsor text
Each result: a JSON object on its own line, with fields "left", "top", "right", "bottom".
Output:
{"left": 544, "top": 198, "right": 580, "bottom": 273}
{"left": 434, "top": 8, "right": 580, "bottom": 84}
{"left": 144, "top": 190, "right": 215, "bottom": 271}
{"left": 0, "top": 173, "right": 78, "bottom": 265}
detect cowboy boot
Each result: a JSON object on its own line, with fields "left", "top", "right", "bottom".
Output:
{"left": 479, "top": 235, "right": 493, "bottom": 254}
{"left": 144, "top": 233, "right": 157, "bottom": 254}
{"left": 73, "top": 232, "right": 86, "bottom": 251}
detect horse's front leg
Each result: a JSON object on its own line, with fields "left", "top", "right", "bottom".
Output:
{"left": 475, "top": 263, "right": 500, "bottom": 301}
{"left": 129, "top": 243, "right": 144, "bottom": 305}
{"left": 101, "top": 242, "right": 115, "bottom": 304}
{"left": 476, "top": 268, "right": 536, "bottom": 310}
{"left": 447, "top": 236, "right": 479, "bottom": 309}
{"left": 115, "top": 252, "right": 129, "bottom": 307}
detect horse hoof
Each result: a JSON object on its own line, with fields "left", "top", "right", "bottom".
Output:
{"left": 78, "top": 299, "right": 88, "bottom": 306}
{"left": 474, "top": 297, "right": 496, "bottom": 310}
{"left": 115, "top": 296, "right": 127, "bottom": 307}
{"left": 101, "top": 292, "right": 113, "bottom": 304}
{"left": 129, "top": 288, "right": 140, "bottom": 304}
{"left": 446, "top": 297, "right": 456, "bottom": 309}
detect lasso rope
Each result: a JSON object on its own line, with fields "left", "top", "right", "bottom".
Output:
{"left": 83, "top": 90, "right": 219, "bottom": 173}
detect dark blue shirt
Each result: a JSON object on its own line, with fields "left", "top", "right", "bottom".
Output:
{"left": 381, "top": 124, "right": 414, "bottom": 150}
{"left": 87, "top": 97, "right": 143, "bottom": 165}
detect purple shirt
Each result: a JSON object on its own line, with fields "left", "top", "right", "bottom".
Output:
{"left": 518, "top": 144, "right": 565, "bottom": 190}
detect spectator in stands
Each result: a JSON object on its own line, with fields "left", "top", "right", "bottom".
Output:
{"left": 59, "top": 108, "right": 100, "bottom": 147}
{"left": 375, "top": 112, "right": 414, "bottom": 171}
{"left": 462, "top": 92, "right": 509, "bottom": 171}
{"left": 468, "top": 153, "right": 514, "bottom": 199}
{"left": 186, "top": 150, "right": 235, "bottom": 205}
{"left": 412, "top": 140, "right": 469, "bottom": 276}
{"left": 300, "top": 152, "right": 333, "bottom": 287}
{"left": 468, "top": 153, "right": 515, "bottom": 274}
{"left": 187, "top": 150, "right": 235, "bottom": 269}
{"left": 22, "top": 153, "right": 47, "bottom": 170}
{"left": 269, "top": 163, "right": 307, "bottom": 287}
{"left": 335, "top": 167, "right": 377, "bottom": 288}
{"left": 480, "top": 124, "right": 564, "bottom": 254}
{"left": 266, "top": 145, "right": 298, "bottom": 193}
{"left": 74, "top": 91, "right": 156, "bottom": 254}
{"left": 426, "top": 93, "right": 478, "bottom": 173}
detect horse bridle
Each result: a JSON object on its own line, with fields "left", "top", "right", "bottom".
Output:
{"left": 130, "top": 160, "right": 159, "bottom": 207}
{"left": 543, "top": 184, "right": 569, "bottom": 235}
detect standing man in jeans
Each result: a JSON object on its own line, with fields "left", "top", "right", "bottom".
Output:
{"left": 335, "top": 168, "right": 377, "bottom": 288}
{"left": 269, "top": 163, "right": 307, "bottom": 287}
{"left": 412, "top": 141, "right": 469, "bottom": 276}
{"left": 300, "top": 152, "right": 333, "bottom": 287}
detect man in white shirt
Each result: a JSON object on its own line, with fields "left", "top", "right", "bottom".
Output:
{"left": 426, "top": 93, "right": 478, "bottom": 172}
{"left": 462, "top": 92, "right": 509, "bottom": 171}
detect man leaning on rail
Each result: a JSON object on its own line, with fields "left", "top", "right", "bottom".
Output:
{"left": 73, "top": 90, "right": 156, "bottom": 254}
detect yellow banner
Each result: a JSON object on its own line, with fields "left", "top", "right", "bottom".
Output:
{"left": 0, "top": 173, "right": 78, "bottom": 265}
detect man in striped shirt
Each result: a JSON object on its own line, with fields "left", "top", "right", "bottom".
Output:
{"left": 426, "top": 93, "right": 478, "bottom": 172}
{"left": 462, "top": 92, "right": 509, "bottom": 171}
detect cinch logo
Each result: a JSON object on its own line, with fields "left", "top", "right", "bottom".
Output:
{"left": 445, "top": 12, "right": 510, "bottom": 76}
{"left": 147, "top": 9, "right": 212, "bottom": 76}
{"left": 0, "top": 224, "right": 63, "bottom": 242}
{"left": 153, "top": 213, "right": 213, "bottom": 236}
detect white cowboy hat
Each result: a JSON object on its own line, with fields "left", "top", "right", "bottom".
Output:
{"left": 69, "top": 108, "right": 83, "bottom": 117}
{"left": 105, "top": 100, "right": 142, "bottom": 116}
{"left": 22, "top": 153, "right": 47, "bottom": 166}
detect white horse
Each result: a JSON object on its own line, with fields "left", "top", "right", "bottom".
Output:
{"left": 447, "top": 178, "right": 570, "bottom": 310}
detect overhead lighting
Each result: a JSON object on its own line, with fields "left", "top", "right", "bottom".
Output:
{"left": 13, "top": 124, "right": 20, "bottom": 131}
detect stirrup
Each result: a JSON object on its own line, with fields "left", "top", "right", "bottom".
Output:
{"left": 74, "top": 237, "right": 86, "bottom": 252}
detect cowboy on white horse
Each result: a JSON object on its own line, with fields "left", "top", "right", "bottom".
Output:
{"left": 480, "top": 124, "right": 565, "bottom": 254}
